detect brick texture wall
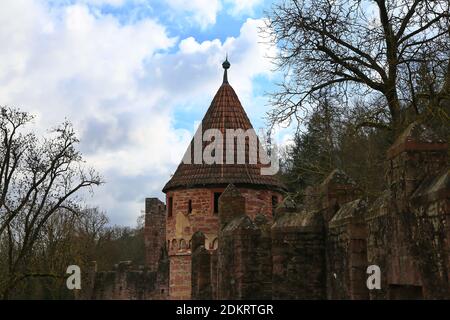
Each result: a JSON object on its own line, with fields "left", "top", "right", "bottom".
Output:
{"left": 84, "top": 124, "right": 450, "bottom": 301}
{"left": 165, "top": 186, "right": 282, "bottom": 300}
{"left": 169, "top": 254, "right": 191, "bottom": 299}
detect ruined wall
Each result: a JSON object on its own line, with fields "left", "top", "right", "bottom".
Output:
{"left": 265, "top": 170, "right": 362, "bottom": 300}
{"left": 166, "top": 186, "right": 282, "bottom": 299}
{"left": 85, "top": 124, "right": 450, "bottom": 300}
{"left": 166, "top": 188, "right": 217, "bottom": 300}
{"left": 217, "top": 215, "right": 262, "bottom": 299}
{"left": 144, "top": 198, "right": 166, "bottom": 272}
{"left": 385, "top": 145, "right": 447, "bottom": 296}
{"left": 79, "top": 197, "right": 169, "bottom": 300}
{"left": 190, "top": 173, "right": 367, "bottom": 300}
{"left": 384, "top": 124, "right": 448, "bottom": 298}
{"left": 386, "top": 128, "right": 448, "bottom": 204}
{"left": 327, "top": 199, "right": 369, "bottom": 299}
{"left": 169, "top": 254, "right": 191, "bottom": 299}
{"left": 304, "top": 169, "right": 361, "bottom": 223}
{"left": 366, "top": 190, "right": 429, "bottom": 299}
{"left": 85, "top": 261, "right": 167, "bottom": 300}
{"left": 408, "top": 170, "right": 450, "bottom": 298}
{"left": 210, "top": 250, "right": 218, "bottom": 299}
{"left": 365, "top": 192, "right": 392, "bottom": 299}
{"left": 364, "top": 123, "right": 449, "bottom": 299}
{"left": 166, "top": 188, "right": 219, "bottom": 251}
{"left": 208, "top": 125, "right": 448, "bottom": 300}
{"left": 191, "top": 231, "right": 212, "bottom": 300}
{"left": 215, "top": 185, "right": 273, "bottom": 300}
{"left": 254, "top": 214, "right": 273, "bottom": 299}
{"left": 271, "top": 210, "right": 326, "bottom": 299}
{"left": 166, "top": 187, "right": 282, "bottom": 249}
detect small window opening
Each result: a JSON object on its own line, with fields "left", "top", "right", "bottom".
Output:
{"left": 188, "top": 200, "right": 192, "bottom": 214}
{"left": 213, "top": 192, "right": 222, "bottom": 214}
{"left": 272, "top": 195, "right": 278, "bottom": 215}
{"left": 168, "top": 197, "right": 173, "bottom": 217}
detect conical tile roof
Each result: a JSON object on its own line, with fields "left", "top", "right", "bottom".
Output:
{"left": 162, "top": 60, "right": 285, "bottom": 193}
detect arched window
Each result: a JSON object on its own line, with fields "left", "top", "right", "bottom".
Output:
{"left": 188, "top": 200, "right": 192, "bottom": 214}
{"left": 180, "top": 239, "right": 187, "bottom": 250}
{"left": 171, "top": 239, "right": 178, "bottom": 250}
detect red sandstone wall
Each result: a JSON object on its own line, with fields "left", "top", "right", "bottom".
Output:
{"left": 166, "top": 187, "right": 282, "bottom": 252}
{"left": 327, "top": 222, "right": 369, "bottom": 299}
{"left": 165, "top": 187, "right": 282, "bottom": 300}
{"left": 144, "top": 198, "right": 166, "bottom": 272}
{"left": 169, "top": 254, "right": 191, "bottom": 299}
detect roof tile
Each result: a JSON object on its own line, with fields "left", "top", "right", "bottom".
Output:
{"left": 163, "top": 71, "right": 285, "bottom": 192}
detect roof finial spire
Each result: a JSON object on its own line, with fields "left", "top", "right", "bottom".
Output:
{"left": 222, "top": 54, "right": 230, "bottom": 84}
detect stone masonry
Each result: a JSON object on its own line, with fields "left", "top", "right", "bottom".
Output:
{"left": 187, "top": 123, "right": 449, "bottom": 300}
{"left": 82, "top": 125, "right": 448, "bottom": 301}
{"left": 79, "top": 198, "right": 169, "bottom": 300}
{"left": 81, "top": 60, "right": 449, "bottom": 300}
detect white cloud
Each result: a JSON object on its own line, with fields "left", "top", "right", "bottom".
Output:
{"left": 163, "top": 0, "right": 265, "bottom": 29}
{"left": 0, "top": 1, "right": 276, "bottom": 226}
{"left": 80, "top": 0, "right": 128, "bottom": 6}
{"left": 73, "top": 0, "right": 265, "bottom": 29}
{"left": 79, "top": 0, "right": 149, "bottom": 7}
{"left": 172, "top": 18, "right": 276, "bottom": 101}
{"left": 165, "top": 0, "right": 222, "bottom": 29}
{"left": 225, "top": 0, "right": 263, "bottom": 16}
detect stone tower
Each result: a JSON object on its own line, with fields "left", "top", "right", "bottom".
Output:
{"left": 144, "top": 198, "right": 166, "bottom": 272}
{"left": 162, "top": 58, "right": 286, "bottom": 299}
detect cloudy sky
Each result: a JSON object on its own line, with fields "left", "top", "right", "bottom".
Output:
{"left": 0, "top": 0, "right": 290, "bottom": 226}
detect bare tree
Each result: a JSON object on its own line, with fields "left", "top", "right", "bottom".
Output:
{"left": 76, "top": 207, "right": 109, "bottom": 242}
{"left": 0, "top": 107, "right": 103, "bottom": 299}
{"left": 264, "top": 0, "right": 449, "bottom": 132}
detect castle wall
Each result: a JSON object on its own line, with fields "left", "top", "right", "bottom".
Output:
{"left": 365, "top": 192, "right": 392, "bottom": 299}
{"left": 165, "top": 186, "right": 282, "bottom": 300}
{"left": 409, "top": 195, "right": 450, "bottom": 298}
{"left": 254, "top": 215, "right": 273, "bottom": 299}
{"left": 379, "top": 127, "right": 449, "bottom": 299}
{"left": 191, "top": 231, "right": 212, "bottom": 300}
{"left": 79, "top": 198, "right": 169, "bottom": 300}
{"left": 169, "top": 254, "right": 191, "bottom": 299}
{"left": 206, "top": 127, "right": 448, "bottom": 301}
{"left": 217, "top": 216, "right": 262, "bottom": 299}
{"left": 82, "top": 261, "right": 168, "bottom": 300}
{"left": 327, "top": 200, "right": 369, "bottom": 299}
{"left": 213, "top": 185, "right": 274, "bottom": 299}
{"left": 165, "top": 187, "right": 282, "bottom": 248}
{"left": 85, "top": 124, "right": 450, "bottom": 300}
{"left": 271, "top": 211, "right": 326, "bottom": 299}
{"left": 144, "top": 198, "right": 166, "bottom": 272}
{"left": 210, "top": 250, "right": 218, "bottom": 299}
{"left": 407, "top": 170, "right": 450, "bottom": 299}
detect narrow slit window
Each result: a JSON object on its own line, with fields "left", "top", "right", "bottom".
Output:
{"left": 168, "top": 197, "right": 173, "bottom": 217}
{"left": 188, "top": 200, "right": 192, "bottom": 214}
{"left": 213, "top": 192, "right": 222, "bottom": 214}
{"left": 271, "top": 195, "right": 278, "bottom": 215}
